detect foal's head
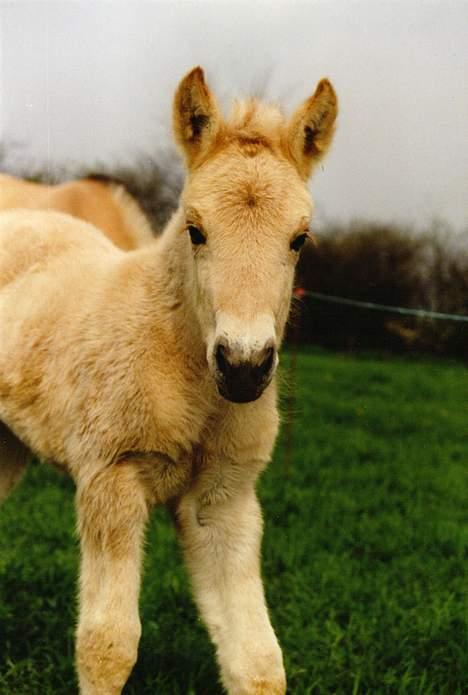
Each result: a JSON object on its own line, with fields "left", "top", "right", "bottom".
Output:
{"left": 173, "top": 67, "right": 337, "bottom": 403}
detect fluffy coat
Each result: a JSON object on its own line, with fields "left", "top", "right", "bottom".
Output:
{"left": 0, "top": 67, "right": 337, "bottom": 694}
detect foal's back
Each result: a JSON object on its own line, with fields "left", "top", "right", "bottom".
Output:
{"left": 0, "top": 208, "right": 119, "bottom": 292}
{"left": 0, "top": 173, "right": 154, "bottom": 250}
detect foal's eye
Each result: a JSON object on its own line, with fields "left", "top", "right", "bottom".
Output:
{"left": 290, "top": 233, "right": 308, "bottom": 252}
{"left": 187, "top": 225, "right": 206, "bottom": 245}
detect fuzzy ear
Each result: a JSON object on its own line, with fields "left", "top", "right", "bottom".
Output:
{"left": 287, "top": 79, "right": 338, "bottom": 179}
{"left": 173, "top": 67, "right": 221, "bottom": 168}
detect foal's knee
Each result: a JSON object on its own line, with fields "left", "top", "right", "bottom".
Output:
{"left": 76, "top": 622, "right": 141, "bottom": 695}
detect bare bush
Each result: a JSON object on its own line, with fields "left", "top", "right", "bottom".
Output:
{"left": 296, "top": 221, "right": 468, "bottom": 359}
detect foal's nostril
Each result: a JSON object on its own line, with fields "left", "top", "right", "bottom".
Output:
{"left": 258, "top": 346, "right": 275, "bottom": 378}
{"left": 215, "top": 343, "right": 229, "bottom": 375}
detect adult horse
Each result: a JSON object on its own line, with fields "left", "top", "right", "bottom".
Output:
{"left": 0, "top": 172, "right": 154, "bottom": 250}
{"left": 0, "top": 67, "right": 337, "bottom": 694}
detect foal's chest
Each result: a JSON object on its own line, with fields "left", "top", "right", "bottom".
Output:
{"left": 129, "top": 347, "right": 218, "bottom": 460}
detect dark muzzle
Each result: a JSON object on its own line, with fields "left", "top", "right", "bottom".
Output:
{"left": 214, "top": 342, "right": 276, "bottom": 403}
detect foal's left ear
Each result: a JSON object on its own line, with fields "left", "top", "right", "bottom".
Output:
{"left": 173, "top": 66, "right": 222, "bottom": 168}
{"left": 287, "top": 79, "right": 338, "bottom": 179}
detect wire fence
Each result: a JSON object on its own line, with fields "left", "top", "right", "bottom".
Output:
{"left": 283, "top": 287, "right": 467, "bottom": 469}
{"left": 294, "top": 289, "right": 468, "bottom": 323}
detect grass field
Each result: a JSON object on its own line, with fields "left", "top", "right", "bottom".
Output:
{"left": 0, "top": 348, "right": 466, "bottom": 694}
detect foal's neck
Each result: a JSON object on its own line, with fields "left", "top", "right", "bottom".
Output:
{"left": 126, "top": 207, "right": 205, "bottom": 357}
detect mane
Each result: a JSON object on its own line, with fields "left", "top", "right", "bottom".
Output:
{"left": 224, "top": 99, "right": 286, "bottom": 154}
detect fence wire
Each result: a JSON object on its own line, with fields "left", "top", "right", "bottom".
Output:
{"left": 297, "top": 290, "right": 468, "bottom": 323}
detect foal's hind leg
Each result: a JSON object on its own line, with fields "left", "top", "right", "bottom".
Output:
{"left": 0, "top": 421, "right": 29, "bottom": 503}
{"left": 75, "top": 462, "right": 149, "bottom": 695}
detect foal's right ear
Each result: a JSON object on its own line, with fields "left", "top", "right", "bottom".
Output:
{"left": 173, "top": 67, "right": 221, "bottom": 168}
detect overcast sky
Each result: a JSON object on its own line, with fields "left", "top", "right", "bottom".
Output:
{"left": 1, "top": 0, "right": 467, "bottom": 232}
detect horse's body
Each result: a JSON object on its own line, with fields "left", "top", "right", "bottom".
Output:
{"left": 0, "top": 68, "right": 337, "bottom": 694}
{"left": 0, "top": 173, "right": 154, "bottom": 250}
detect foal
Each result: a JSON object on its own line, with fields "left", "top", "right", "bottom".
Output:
{"left": 0, "top": 172, "right": 154, "bottom": 250}
{"left": 0, "top": 67, "right": 337, "bottom": 694}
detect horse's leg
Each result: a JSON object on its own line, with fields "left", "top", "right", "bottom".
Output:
{"left": 0, "top": 421, "right": 29, "bottom": 503}
{"left": 75, "top": 462, "right": 149, "bottom": 695}
{"left": 176, "top": 482, "right": 286, "bottom": 695}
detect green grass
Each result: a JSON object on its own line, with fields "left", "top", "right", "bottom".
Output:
{"left": 0, "top": 348, "right": 466, "bottom": 694}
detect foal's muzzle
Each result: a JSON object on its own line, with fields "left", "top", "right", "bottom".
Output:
{"left": 213, "top": 338, "right": 277, "bottom": 403}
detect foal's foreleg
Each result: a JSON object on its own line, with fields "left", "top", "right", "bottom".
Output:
{"left": 76, "top": 463, "right": 149, "bottom": 695}
{"left": 177, "top": 484, "right": 286, "bottom": 695}
{"left": 0, "top": 421, "right": 29, "bottom": 503}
